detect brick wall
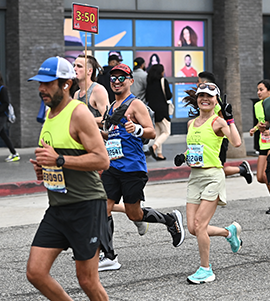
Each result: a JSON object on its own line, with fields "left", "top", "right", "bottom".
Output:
{"left": 6, "top": 0, "right": 64, "bottom": 147}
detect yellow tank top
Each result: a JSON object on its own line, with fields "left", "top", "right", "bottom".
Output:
{"left": 254, "top": 100, "right": 270, "bottom": 150}
{"left": 186, "top": 114, "right": 223, "bottom": 168}
{"left": 39, "top": 99, "right": 107, "bottom": 206}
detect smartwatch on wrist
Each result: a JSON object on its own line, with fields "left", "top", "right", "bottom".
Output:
{"left": 56, "top": 155, "right": 65, "bottom": 167}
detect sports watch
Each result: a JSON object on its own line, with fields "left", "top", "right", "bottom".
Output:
{"left": 56, "top": 155, "right": 65, "bottom": 167}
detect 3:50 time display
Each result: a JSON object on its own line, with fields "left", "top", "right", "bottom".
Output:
{"left": 75, "top": 10, "right": 95, "bottom": 23}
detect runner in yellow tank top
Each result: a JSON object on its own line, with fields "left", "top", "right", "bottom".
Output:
{"left": 249, "top": 79, "right": 270, "bottom": 214}
{"left": 175, "top": 83, "right": 243, "bottom": 284}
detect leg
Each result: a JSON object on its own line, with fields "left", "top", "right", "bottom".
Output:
{"left": 257, "top": 155, "right": 270, "bottom": 192}
{"left": 27, "top": 246, "right": 72, "bottom": 301}
{"left": 112, "top": 203, "right": 126, "bottom": 213}
{"left": 223, "top": 166, "right": 240, "bottom": 176}
{"left": 76, "top": 248, "right": 108, "bottom": 301}
{"left": 154, "top": 119, "right": 171, "bottom": 159}
{"left": 187, "top": 199, "right": 220, "bottom": 268}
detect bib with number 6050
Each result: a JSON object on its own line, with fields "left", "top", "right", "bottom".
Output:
{"left": 186, "top": 144, "right": 204, "bottom": 167}
{"left": 106, "top": 138, "right": 124, "bottom": 160}
{"left": 42, "top": 165, "right": 67, "bottom": 193}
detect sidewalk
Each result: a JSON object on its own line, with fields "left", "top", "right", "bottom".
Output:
{"left": 0, "top": 133, "right": 258, "bottom": 197}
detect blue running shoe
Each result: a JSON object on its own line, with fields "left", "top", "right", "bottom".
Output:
{"left": 187, "top": 264, "right": 215, "bottom": 284}
{"left": 225, "top": 221, "right": 242, "bottom": 253}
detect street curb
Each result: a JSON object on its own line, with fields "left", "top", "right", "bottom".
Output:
{"left": 0, "top": 159, "right": 258, "bottom": 197}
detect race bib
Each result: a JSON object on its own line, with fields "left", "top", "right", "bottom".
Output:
{"left": 186, "top": 144, "right": 204, "bottom": 167}
{"left": 106, "top": 139, "right": 124, "bottom": 160}
{"left": 42, "top": 166, "right": 67, "bottom": 193}
{"left": 261, "top": 132, "right": 270, "bottom": 144}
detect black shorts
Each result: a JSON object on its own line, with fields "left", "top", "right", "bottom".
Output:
{"left": 101, "top": 166, "right": 148, "bottom": 204}
{"left": 31, "top": 200, "right": 109, "bottom": 261}
{"left": 219, "top": 138, "right": 229, "bottom": 166}
{"left": 259, "top": 149, "right": 270, "bottom": 156}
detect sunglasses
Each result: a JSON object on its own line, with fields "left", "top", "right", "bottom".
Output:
{"left": 198, "top": 83, "right": 220, "bottom": 95}
{"left": 110, "top": 75, "right": 131, "bottom": 83}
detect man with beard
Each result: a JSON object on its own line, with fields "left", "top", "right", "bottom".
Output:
{"left": 177, "top": 54, "right": 197, "bottom": 77}
{"left": 27, "top": 56, "right": 110, "bottom": 301}
{"left": 98, "top": 63, "right": 185, "bottom": 271}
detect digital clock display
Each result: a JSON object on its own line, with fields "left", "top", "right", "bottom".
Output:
{"left": 72, "top": 3, "right": 99, "bottom": 34}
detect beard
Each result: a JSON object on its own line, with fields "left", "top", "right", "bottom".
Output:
{"left": 114, "top": 91, "right": 122, "bottom": 95}
{"left": 42, "top": 89, "right": 63, "bottom": 109}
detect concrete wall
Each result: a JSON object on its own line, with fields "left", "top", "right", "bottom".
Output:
{"left": 6, "top": 0, "right": 65, "bottom": 147}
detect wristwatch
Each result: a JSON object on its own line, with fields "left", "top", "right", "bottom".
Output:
{"left": 56, "top": 155, "right": 65, "bottom": 167}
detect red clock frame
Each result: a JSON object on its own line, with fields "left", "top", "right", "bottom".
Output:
{"left": 72, "top": 3, "right": 99, "bottom": 34}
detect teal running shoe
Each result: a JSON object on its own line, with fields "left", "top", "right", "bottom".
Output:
{"left": 225, "top": 221, "right": 242, "bottom": 253}
{"left": 187, "top": 264, "right": 215, "bottom": 284}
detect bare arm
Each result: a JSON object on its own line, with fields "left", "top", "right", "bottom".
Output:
{"left": 214, "top": 117, "right": 241, "bottom": 147}
{"left": 124, "top": 99, "right": 156, "bottom": 140}
{"left": 34, "top": 103, "right": 109, "bottom": 171}
{"left": 92, "top": 84, "right": 110, "bottom": 127}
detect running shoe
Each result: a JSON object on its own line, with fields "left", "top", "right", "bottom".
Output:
{"left": 5, "top": 153, "right": 20, "bottom": 162}
{"left": 225, "top": 221, "right": 242, "bottom": 253}
{"left": 239, "top": 160, "right": 253, "bottom": 184}
{"left": 167, "top": 209, "right": 185, "bottom": 247}
{"left": 187, "top": 264, "right": 215, "bottom": 284}
{"left": 133, "top": 221, "right": 149, "bottom": 236}
{"left": 98, "top": 255, "right": 121, "bottom": 272}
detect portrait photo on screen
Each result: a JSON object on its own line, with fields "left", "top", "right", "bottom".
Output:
{"left": 174, "top": 50, "right": 204, "bottom": 78}
{"left": 135, "top": 51, "right": 172, "bottom": 77}
{"left": 174, "top": 21, "right": 204, "bottom": 47}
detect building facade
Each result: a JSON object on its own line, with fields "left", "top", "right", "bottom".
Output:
{"left": 0, "top": 0, "right": 268, "bottom": 148}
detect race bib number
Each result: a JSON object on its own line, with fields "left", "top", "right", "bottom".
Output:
{"left": 186, "top": 145, "right": 204, "bottom": 167}
{"left": 42, "top": 166, "right": 67, "bottom": 193}
{"left": 106, "top": 139, "right": 124, "bottom": 160}
{"left": 261, "top": 132, "right": 270, "bottom": 144}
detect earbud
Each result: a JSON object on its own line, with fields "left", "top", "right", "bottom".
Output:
{"left": 64, "top": 84, "right": 68, "bottom": 90}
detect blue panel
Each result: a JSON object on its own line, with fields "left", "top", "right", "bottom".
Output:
{"left": 95, "top": 19, "right": 133, "bottom": 47}
{"left": 136, "top": 20, "right": 172, "bottom": 47}
{"left": 175, "top": 83, "right": 197, "bottom": 118}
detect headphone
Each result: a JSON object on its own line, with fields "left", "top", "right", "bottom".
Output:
{"left": 64, "top": 84, "right": 68, "bottom": 90}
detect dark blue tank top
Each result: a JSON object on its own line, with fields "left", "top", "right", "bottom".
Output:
{"left": 108, "top": 94, "right": 147, "bottom": 172}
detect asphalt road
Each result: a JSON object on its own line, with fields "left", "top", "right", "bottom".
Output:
{"left": 1, "top": 178, "right": 270, "bottom": 300}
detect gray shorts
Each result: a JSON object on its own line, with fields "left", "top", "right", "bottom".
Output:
{"left": 187, "top": 167, "right": 226, "bottom": 206}
{"left": 31, "top": 199, "right": 109, "bottom": 260}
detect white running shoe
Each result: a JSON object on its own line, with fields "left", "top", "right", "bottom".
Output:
{"left": 5, "top": 153, "right": 20, "bottom": 162}
{"left": 133, "top": 221, "right": 149, "bottom": 236}
{"left": 98, "top": 255, "right": 121, "bottom": 272}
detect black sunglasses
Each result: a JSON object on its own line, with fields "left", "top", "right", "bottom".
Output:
{"left": 110, "top": 75, "right": 131, "bottom": 83}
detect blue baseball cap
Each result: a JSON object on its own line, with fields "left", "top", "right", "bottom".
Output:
{"left": 28, "top": 56, "right": 76, "bottom": 82}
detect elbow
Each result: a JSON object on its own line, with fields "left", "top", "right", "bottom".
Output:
{"left": 102, "top": 157, "right": 110, "bottom": 170}
{"left": 234, "top": 141, "right": 242, "bottom": 148}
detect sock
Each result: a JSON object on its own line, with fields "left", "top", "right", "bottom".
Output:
{"left": 227, "top": 231, "right": 232, "bottom": 239}
{"left": 105, "top": 215, "right": 115, "bottom": 260}
{"left": 142, "top": 207, "right": 174, "bottom": 226}
{"left": 239, "top": 165, "right": 245, "bottom": 175}
{"left": 200, "top": 266, "right": 210, "bottom": 271}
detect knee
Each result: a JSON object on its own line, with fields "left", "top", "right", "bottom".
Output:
{"left": 77, "top": 273, "right": 97, "bottom": 292}
{"left": 26, "top": 262, "right": 44, "bottom": 285}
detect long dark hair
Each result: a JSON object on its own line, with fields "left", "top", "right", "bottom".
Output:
{"left": 146, "top": 53, "right": 160, "bottom": 72}
{"left": 179, "top": 26, "right": 198, "bottom": 46}
{"left": 147, "top": 64, "right": 164, "bottom": 85}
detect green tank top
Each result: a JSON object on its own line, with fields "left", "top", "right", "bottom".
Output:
{"left": 186, "top": 114, "right": 223, "bottom": 168}
{"left": 254, "top": 100, "right": 270, "bottom": 150}
{"left": 39, "top": 99, "right": 107, "bottom": 206}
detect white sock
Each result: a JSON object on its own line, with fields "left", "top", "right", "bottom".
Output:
{"left": 200, "top": 266, "right": 210, "bottom": 271}
{"left": 227, "top": 231, "right": 232, "bottom": 239}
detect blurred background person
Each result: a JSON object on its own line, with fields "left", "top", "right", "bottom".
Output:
{"left": 0, "top": 71, "right": 20, "bottom": 162}
{"left": 249, "top": 79, "right": 270, "bottom": 214}
{"left": 97, "top": 51, "right": 122, "bottom": 103}
{"left": 177, "top": 26, "right": 198, "bottom": 47}
{"left": 146, "top": 64, "right": 172, "bottom": 161}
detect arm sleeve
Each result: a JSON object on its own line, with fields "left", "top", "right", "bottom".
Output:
{"left": 0, "top": 86, "right": 9, "bottom": 114}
